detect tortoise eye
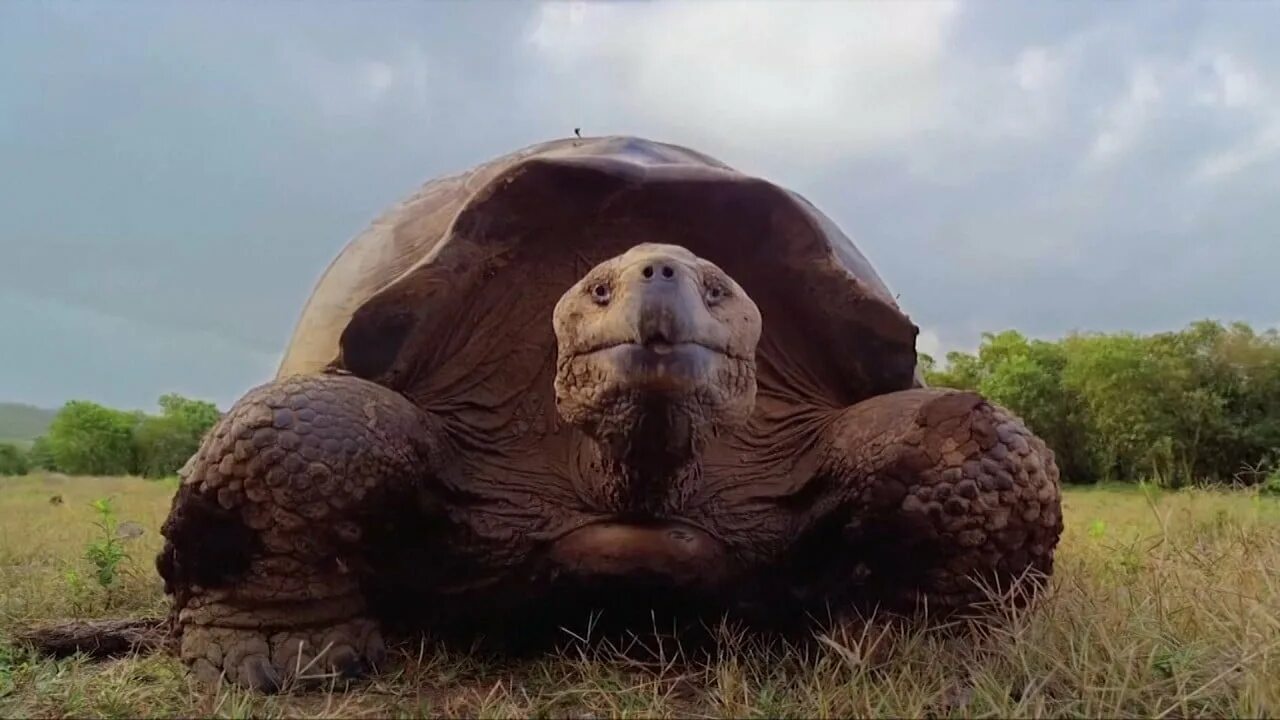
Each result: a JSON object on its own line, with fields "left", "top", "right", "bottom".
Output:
{"left": 704, "top": 283, "right": 727, "bottom": 306}
{"left": 590, "top": 282, "right": 612, "bottom": 305}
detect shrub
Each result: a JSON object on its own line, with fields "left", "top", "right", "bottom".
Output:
{"left": 0, "top": 444, "right": 28, "bottom": 476}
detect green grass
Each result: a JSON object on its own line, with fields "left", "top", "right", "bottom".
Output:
{"left": 1, "top": 475, "right": 1277, "bottom": 718}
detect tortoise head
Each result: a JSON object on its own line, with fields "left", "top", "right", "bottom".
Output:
{"left": 552, "top": 243, "right": 762, "bottom": 465}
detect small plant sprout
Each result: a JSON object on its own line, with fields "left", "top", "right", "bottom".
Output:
{"left": 84, "top": 496, "right": 131, "bottom": 589}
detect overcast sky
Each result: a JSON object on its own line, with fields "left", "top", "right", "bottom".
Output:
{"left": 2, "top": 1, "right": 1277, "bottom": 411}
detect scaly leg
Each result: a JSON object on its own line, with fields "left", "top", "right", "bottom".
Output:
{"left": 156, "top": 373, "right": 450, "bottom": 691}
{"left": 798, "top": 389, "right": 1063, "bottom": 614}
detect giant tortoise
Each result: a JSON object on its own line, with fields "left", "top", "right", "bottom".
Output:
{"left": 155, "top": 135, "right": 1063, "bottom": 691}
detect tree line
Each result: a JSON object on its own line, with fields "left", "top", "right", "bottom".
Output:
{"left": 2, "top": 319, "right": 1278, "bottom": 487}
{"left": 0, "top": 394, "right": 221, "bottom": 478}
{"left": 921, "top": 320, "right": 1280, "bottom": 487}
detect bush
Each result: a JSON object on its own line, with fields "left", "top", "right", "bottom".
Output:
{"left": 1261, "top": 469, "right": 1280, "bottom": 497}
{"left": 43, "top": 401, "right": 139, "bottom": 476}
{"left": 0, "top": 444, "right": 28, "bottom": 476}
{"left": 38, "top": 394, "right": 221, "bottom": 478}
{"left": 26, "top": 436, "right": 55, "bottom": 471}
{"left": 132, "top": 394, "right": 220, "bottom": 478}
{"left": 925, "top": 320, "right": 1280, "bottom": 486}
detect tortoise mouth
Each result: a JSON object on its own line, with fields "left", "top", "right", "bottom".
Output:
{"left": 548, "top": 519, "right": 728, "bottom": 587}
{"left": 576, "top": 342, "right": 730, "bottom": 392}
{"left": 580, "top": 340, "right": 732, "bottom": 358}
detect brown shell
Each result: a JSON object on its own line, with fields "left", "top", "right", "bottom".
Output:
{"left": 277, "top": 136, "right": 921, "bottom": 409}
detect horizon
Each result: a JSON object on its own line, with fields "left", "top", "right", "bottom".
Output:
{"left": 2, "top": 315, "right": 1270, "bottom": 415}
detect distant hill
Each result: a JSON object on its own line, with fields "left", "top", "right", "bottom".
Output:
{"left": 0, "top": 402, "right": 57, "bottom": 448}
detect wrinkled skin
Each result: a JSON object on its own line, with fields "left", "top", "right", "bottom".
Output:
{"left": 157, "top": 243, "right": 1062, "bottom": 692}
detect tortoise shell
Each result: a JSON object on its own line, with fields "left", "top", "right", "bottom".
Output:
{"left": 278, "top": 136, "right": 922, "bottom": 418}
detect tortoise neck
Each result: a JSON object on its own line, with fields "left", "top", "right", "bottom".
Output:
{"left": 584, "top": 399, "right": 705, "bottom": 515}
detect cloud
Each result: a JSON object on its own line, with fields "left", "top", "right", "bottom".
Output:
{"left": 1189, "top": 52, "right": 1280, "bottom": 181}
{"left": 916, "top": 328, "right": 944, "bottom": 361}
{"left": 1194, "top": 52, "right": 1264, "bottom": 110}
{"left": 526, "top": 0, "right": 960, "bottom": 167}
{"left": 1068, "top": 44, "right": 1280, "bottom": 179}
{"left": 1193, "top": 122, "right": 1280, "bottom": 180}
{"left": 276, "top": 42, "right": 432, "bottom": 122}
{"left": 1085, "top": 65, "right": 1164, "bottom": 167}
{"left": 364, "top": 62, "right": 396, "bottom": 98}
{"left": 3, "top": 2, "right": 1279, "bottom": 408}
{"left": 1014, "top": 47, "right": 1060, "bottom": 94}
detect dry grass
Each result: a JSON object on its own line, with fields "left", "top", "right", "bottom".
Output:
{"left": 1, "top": 474, "right": 1277, "bottom": 718}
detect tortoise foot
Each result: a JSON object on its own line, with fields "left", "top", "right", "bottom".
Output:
{"left": 181, "top": 617, "right": 386, "bottom": 692}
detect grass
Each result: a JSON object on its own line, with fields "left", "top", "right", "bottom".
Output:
{"left": 1, "top": 475, "right": 1277, "bottom": 718}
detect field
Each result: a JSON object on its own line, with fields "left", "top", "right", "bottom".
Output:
{"left": 0, "top": 475, "right": 1276, "bottom": 718}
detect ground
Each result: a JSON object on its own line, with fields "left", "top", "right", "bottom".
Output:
{"left": 0, "top": 474, "right": 1276, "bottom": 718}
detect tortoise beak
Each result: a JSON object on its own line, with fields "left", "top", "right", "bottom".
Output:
{"left": 594, "top": 342, "right": 721, "bottom": 394}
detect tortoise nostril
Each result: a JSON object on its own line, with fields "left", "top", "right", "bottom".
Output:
{"left": 639, "top": 262, "right": 678, "bottom": 281}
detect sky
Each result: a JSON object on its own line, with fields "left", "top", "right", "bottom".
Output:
{"left": 1, "top": 1, "right": 1277, "bottom": 411}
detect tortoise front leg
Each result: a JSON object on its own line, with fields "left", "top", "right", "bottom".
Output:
{"left": 804, "top": 388, "right": 1064, "bottom": 613}
{"left": 156, "top": 373, "right": 450, "bottom": 691}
